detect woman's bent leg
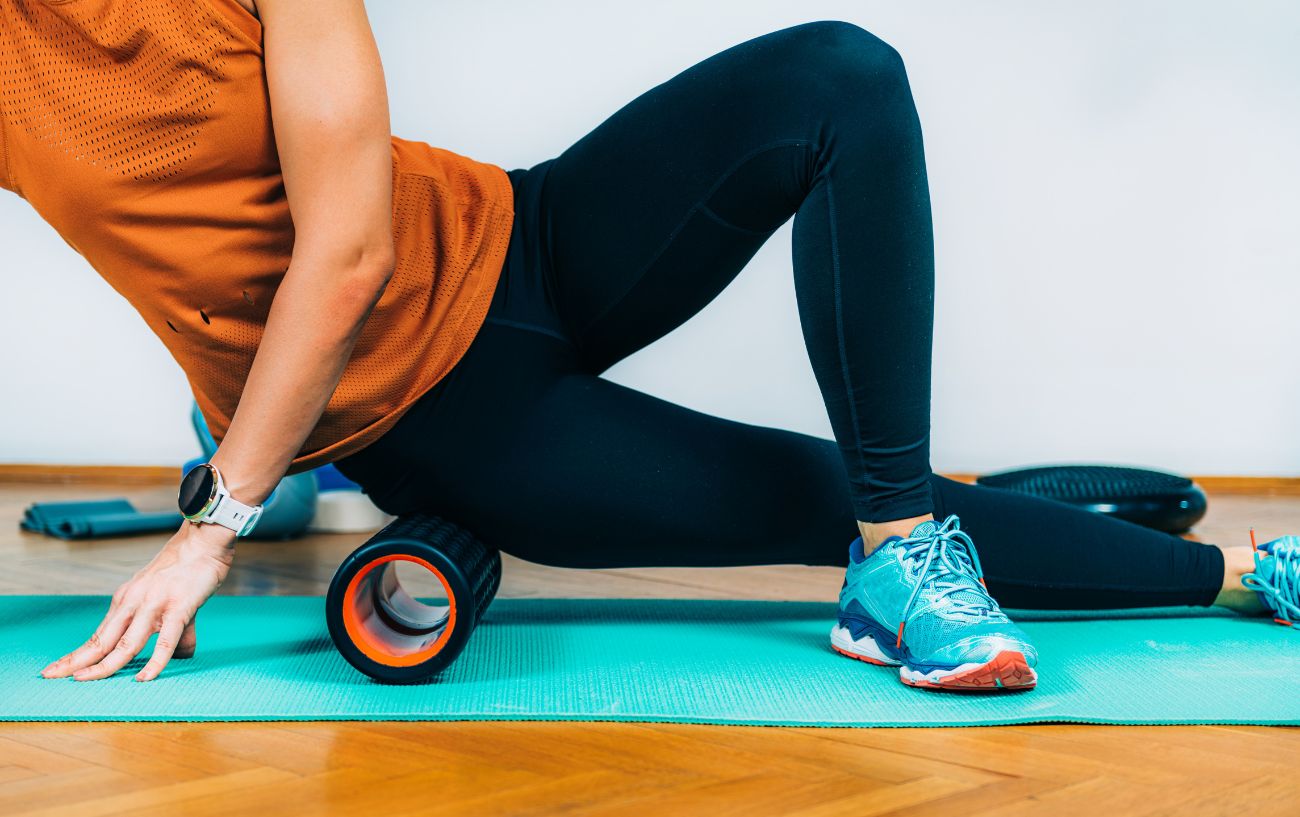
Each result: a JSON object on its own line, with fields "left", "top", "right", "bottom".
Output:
{"left": 542, "top": 21, "right": 936, "bottom": 524}
{"left": 342, "top": 318, "right": 1224, "bottom": 608}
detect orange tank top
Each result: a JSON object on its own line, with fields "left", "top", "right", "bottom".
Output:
{"left": 0, "top": 0, "right": 513, "bottom": 474}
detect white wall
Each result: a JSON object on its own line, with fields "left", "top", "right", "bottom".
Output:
{"left": 2, "top": 0, "right": 1297, "bottom": 475}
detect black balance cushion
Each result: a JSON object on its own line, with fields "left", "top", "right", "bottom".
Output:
{"left": 976, "top": 465, "right": 1207, "bottom": 533}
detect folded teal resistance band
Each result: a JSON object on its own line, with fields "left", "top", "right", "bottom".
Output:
{"left": 20, "top": 499, "right": 184, "bottom": 540}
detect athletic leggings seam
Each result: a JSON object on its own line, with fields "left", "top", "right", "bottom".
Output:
{"left": 484, "top": 316, "right": 574, "bottom": 345}
{"left": 571, "top": 139, "right": 815, "bottom": 345}
{"left": 695, "top": 201, "right": 780, "bottom": 237}
{"left": 857, "top": 438, "right": 929, "bottom": 456}
{"left": 825, "top": 175, "right": 870, "bottom": 515}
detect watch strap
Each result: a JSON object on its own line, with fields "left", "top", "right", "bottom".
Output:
{"left": 207, "top": 494, "right": 262, "bottom": 536}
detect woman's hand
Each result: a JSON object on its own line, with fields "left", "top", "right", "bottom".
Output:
{"left": 41, "top": 521, "right": 237, "bottom": 682}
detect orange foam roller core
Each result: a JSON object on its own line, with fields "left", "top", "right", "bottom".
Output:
{"left": 341, "top": 553, "right": 459, "bottom": 667}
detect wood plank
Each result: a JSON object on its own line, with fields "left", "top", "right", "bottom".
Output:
{"left": 0, "top": 464, "right": 179, "bottom": 485}
{"left": 13, "top": 767, "right": 296, "bottom": 817}
{"left": 0, "top": 767, "right": 149, "bottom": 816}
{"left": 1146, "top": 772, "right": 1299, "bottom": 817}
{"left": 565, "top": 772, "right": 889, "bottom": 817}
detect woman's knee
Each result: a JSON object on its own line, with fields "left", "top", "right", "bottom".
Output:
{"left": 768, "top": 20, "right": 910, "bottom": 98}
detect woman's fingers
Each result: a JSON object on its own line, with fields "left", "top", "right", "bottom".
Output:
{"left": 73, "top": 606, "right": 158, "bottom": 681}
{"left": 135, "top": 612, "right": 188, "bottom": 682}
{"left": 41, "top": 603, "right": 134, "bottom": 679}
{"left": 175, "top": 616, "right": 198, "bottom": 659}
{"left": 45, "top": 598, "right": 198, "bottom": 682}
{"left": 40, "top": 522, "right": 234, "bottom": 683}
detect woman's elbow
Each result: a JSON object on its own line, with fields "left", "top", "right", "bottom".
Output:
{"left": 287, "top": 237, "right": 396, "bottom": 308}
{"left": 350, "top": 238, "right": 396, "bottom": 281}
{"left": 321, "top": 250, "right": 394, "bottom": 313}
{"left": 344, "top": 255, "right": 395, "bottom": 308}
{"left": 364, "top": 246, "right": 396, "bottom": 286}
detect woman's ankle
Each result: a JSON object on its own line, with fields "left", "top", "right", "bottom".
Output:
{"left": 1213, "top": 544, "right": 1266, "bottom": 614}
{"left": 858, "top": 514, "right": 935, "bottom": 553}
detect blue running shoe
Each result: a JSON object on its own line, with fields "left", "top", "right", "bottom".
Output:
{"left": 830, "top": 515, "right": 1038, "bottom": 691}
{"left": 1242, "top": 535, "right": 1300, "bottom": 626}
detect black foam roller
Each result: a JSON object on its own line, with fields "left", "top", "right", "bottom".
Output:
{"left": 326, "top": 513, "right": 501, "bottom": 683}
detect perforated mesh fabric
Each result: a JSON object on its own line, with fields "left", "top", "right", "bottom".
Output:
{"left": 0, "top": 0, "right": 515, "bottom": 472}
{"left": 0, "top": 95, "right": 12, "bottom": 192}
{"left": 902, "top": 608, "right": 977, "bottom": 652}
{"left": 903, "top": 605, "right": 1020, "bottom": 662}
{"left": 1, "top": 0, "right": 227, "bottom": 182}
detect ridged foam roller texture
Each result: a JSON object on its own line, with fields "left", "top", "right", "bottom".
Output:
{"left": 373, "top": 513, "right": 502, "bottom": 622}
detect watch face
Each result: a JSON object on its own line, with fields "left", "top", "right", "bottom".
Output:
{"left": 179, "top": 464, "right": 217, "bottom": 518}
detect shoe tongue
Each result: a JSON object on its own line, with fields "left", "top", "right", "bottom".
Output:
{"left": 947, "top": 586, "right": 995, "bottom": 615}
{"left": 909, "top": 520, "right": 938, "bottom": 538}
{"left": 905, "top": 519, "right": 997, "bottom": 616}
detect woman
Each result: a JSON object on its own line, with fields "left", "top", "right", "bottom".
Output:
{"left": 9, "top": 1, "right": 1291, "bottom": 691}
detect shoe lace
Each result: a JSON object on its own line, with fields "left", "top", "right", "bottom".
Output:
{"left": 1243, "top": 537, "right": 1300, "bottom": 624}
{"left": 897, "top": 514, "right": 1001, "bottom": 629}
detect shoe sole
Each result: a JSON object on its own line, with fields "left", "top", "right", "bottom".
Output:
{"left": 830, "top": 624, "right": 1036, "bottom": 692}
{"left": 830, "top": 623, "right": 901, "bottom": 666}
{"left": 900, "top": 651, "right": 1036, "bottom": 691}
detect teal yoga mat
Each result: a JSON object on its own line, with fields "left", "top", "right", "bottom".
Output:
{"left": 4, "top": 595, "right": 1298, "bottom": 726}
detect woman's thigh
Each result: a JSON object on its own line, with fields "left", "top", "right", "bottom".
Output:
{"left": 340, "top": 316, "right": 859, "bottom": 568}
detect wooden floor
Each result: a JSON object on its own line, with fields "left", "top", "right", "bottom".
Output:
{"left": 2, "top": 476, "right": 1298, "bottom": 816}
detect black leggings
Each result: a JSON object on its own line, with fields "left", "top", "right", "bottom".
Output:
{"left": 334, "top": 21, "right": 1225, "bottom": 609}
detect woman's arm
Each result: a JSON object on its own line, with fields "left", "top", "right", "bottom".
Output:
{"left": 212, "top": 0, "right": 395, "bottom": 505}
{"left": 41, "top": 0, "right": 395, "bottom": 683}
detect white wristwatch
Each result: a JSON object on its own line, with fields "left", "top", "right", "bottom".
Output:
{"left": 178, "top": 462, "right": 264, "bottom": 537}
